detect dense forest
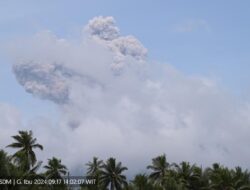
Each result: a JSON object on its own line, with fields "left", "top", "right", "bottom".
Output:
{"left": 1, "top": 130, "right": 250, "bottom": 190}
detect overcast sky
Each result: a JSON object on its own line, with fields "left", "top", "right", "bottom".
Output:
{"left": 1, "top": 1, "right": 250, "bottom": 176}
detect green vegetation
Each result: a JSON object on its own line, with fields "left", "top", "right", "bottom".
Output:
{"left": 1, "top": 130, "right": 250, "bottom": 190}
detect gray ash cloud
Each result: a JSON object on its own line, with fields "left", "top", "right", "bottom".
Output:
{"left": 8, "top": 16, "right": 250, "bottom": 175}
{"left": 13, "top": 62, "right": 70, "bottom": 104}
{"left": 12, "top": 16, "right": 148, "bottom": 104}
{"left": 85, "top": 16, "right": 147, "bottom": 70}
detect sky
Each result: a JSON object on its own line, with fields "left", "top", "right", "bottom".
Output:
{"left": 1, "top": 1, "right": 250, "bottom": 176}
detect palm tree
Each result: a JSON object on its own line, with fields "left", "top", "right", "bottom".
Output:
{"left": 189, "top": 166, "right": 210, "bottom": 190}
{"left": 207, "top": 163, "right": 235, "bottom": 190}
{"left": 162, "top": 169, "right": 187, "bottom": 190}
{"left": 0, "top": 150, "right": 36, "bottom": 190}
{"left": 44, "top": 157, "right": 67, "bottom": 179}
{"left": 173, "top": 161, "right": 199, "bottom": 189}
{"left": 147, "top": 154, "right": 170, "bottom": 186}
{"left": 85, "top": 157, "right": 103, "bottom": 189}
{"left": 0, "top": 150, "right": 10, "bottom": 177}
{"left": 231, "top": 167, "right": 250, "bottom": 189}
{"left": 6, "top": 130, "right": 43, "bottom": 172}
{"left": 99, "top": 157, "right": 128, "bottom": 190}
{"left": 86, "top": 157, "right": 103, "bottom": 176}
{"left": 132, "top": 174, "right": 153, "bottom": 190}
{"left": 44, "top": 158, "right": 67, "bottom": 190}
{"left": 0, "top": 150, "right": 12, "bottom": 190}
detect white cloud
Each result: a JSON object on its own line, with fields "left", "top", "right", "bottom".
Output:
{"left": 5, "top": 16, "right": 250, "bottom": 176}
{"left": 0, "top": 103, "right": 22, "bottom": 150}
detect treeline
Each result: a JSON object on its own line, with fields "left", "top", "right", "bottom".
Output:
{"left": 1, "top": 130, "right": 250, "bottom": 190}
